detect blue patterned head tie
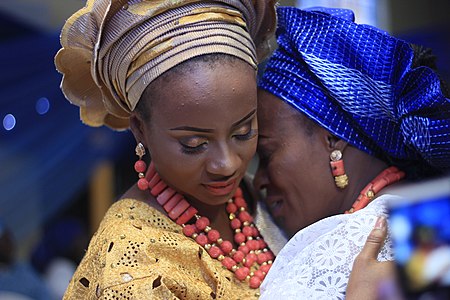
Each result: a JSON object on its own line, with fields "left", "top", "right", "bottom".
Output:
{"left": 259, "top": 6, "right": 450, "bottom": 171}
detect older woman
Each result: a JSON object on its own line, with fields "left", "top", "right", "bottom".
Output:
{"left": 255, "top": 6, "right": 450, "bottom": 299}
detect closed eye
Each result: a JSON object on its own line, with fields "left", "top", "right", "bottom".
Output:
{"left": 233, "top": 120, "right": 257, "bottom": 141}
{"left": 234, "top": 128, "right": 257, "bottom": 141}
{"left": 179, "top": 136, "right": 208, "bottom": 155}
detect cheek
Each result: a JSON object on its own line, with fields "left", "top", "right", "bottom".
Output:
{"left": 245, "top": 139, "right": 258, "bottom": 160}
{"left": 154, "top": 155, "right": 203, "bottom": 195}
{"left": 265, "top": 155, "right": 296, "bottom": 195}
{"left": 270, "top": 149, "right": 302, "bottom": 183}
{"left": 147, "top": 138, "right": 200, "bottom": 187}
{"left": 236, "top": 139, "right": 258, "bottom": 170}
{"left": 272, "top": 150, "right": 318, "bottom": 227}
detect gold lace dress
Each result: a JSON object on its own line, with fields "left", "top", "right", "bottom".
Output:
{"left": 63, "top": 198, "right": 261, "bottom": 299}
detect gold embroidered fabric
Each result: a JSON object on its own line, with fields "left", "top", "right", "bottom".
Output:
{"left": 63, "top": 198, "right": 260, "bottom": 299}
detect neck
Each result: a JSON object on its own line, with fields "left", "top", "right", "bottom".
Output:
{"left": 185, "top": 195, "right": 225, "bottom": 219}
{"left": 135, "top": 161, "right": 276, "bottom": 289}
{"left": 346, "top": 164, "right": 405, "bottom": 214}
{"left": 341, "top": 149, "right": 389, "bottom": 212}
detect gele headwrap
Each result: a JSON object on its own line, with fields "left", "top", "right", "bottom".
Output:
{"left": 259, "top": 6, "right": 450, "bottom": 171}
{"left": 55, "top": 0, "right": 277, "bottom": 130}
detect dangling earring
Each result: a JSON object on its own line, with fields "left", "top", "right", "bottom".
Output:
{"left": 330, "top": 150, "right": 348, "bottom": 189}
{"left": 135, "top": 142, "right": 149, "bottom": 190}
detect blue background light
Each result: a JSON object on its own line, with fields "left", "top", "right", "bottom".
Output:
{"left": 3, "top": 113, "right": 16, "bottom": 130}
{"left": 36, "top": 97, "right": 50, "bottom": 115}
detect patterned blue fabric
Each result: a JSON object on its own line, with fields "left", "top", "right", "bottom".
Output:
{"left": 259, "top": 7, "right": 450, "bottom": 171}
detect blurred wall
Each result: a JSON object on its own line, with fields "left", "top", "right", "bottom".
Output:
{"left": 0, "top": 0, "right": 84, "bottom": 33}
{"left": 0, "top": 0, "right": 299, "bottom": 34}
{"left": 1, "top": 0, "right": 450, "bottom": 35}
{"left": 389, "top": 0, "right": 450, "bottom": 35}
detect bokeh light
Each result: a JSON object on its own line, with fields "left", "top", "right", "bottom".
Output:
{"left": 36, "top": 97, "right": 50, "bottom": 115}
{"left": 3, "top": 114, "right": 16, "bottom": 131}
{"left": 390, "top": 214, "right": 412, "bottom": 243}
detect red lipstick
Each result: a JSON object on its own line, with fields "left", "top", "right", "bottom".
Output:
{"left": 203, "top": 179, "right": 236, "bottom": 196}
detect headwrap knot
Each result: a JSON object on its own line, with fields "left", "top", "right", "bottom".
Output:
{"left": 259, "top": 7, "right": 450, "bottom": 171}
{"left": 55, "top": 0, "right": 277, "bottom": 130}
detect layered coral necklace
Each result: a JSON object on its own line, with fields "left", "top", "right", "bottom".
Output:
{"left": 134, "top": 157, "right": 274, "bottom": 289}
{"left": 345, "top": 166, "right": 405, "bottom": 214}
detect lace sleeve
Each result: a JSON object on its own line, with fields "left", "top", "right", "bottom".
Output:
{"left": 260, "top": 195, "right": 396, "bottom": 300}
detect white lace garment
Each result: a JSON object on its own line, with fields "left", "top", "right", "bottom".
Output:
{"left": 260, "top": 194, "right": 399, "bottom": 299}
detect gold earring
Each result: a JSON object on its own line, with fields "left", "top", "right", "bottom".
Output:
{"left": 330, "top": 150, "right": 348, "bottom": 189}
{"left": 135, "top": 142, "right": 146, "bottom": 159}
{"left": 135, "top": 143, "right": 150, "bottom": 190}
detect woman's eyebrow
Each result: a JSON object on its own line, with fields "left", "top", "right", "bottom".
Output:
{"left": 232, "top": 109, "right": 256, "bottom": 127}
{"left": 170, "top": 109, "right": 256, "bottom": 132}
{"left": 169, "top": 126, "right": 213, "bottom": 133}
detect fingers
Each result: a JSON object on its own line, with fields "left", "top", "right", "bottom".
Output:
{"left": 358, "top": 216, "right": 388, "bottom": 261}
{"left": 346, "top": 217, "right": 392, "bottom": 300}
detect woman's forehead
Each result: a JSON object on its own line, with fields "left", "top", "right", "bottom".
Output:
{"left": 145, "top": 64, "right": 257, "bottom": 129}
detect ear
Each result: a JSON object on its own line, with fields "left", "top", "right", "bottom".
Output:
{"left": 129, "top": 113, "right": 146, "bottom": 147}
{"left": 319, "top": 127, "right": 348, "bottom": 152}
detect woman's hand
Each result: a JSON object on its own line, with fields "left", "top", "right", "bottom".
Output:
{"left": 346, "top": 216, "right": 402, "bottom": 300}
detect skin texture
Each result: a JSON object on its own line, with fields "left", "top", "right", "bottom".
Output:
{"left": 254, "top": 90, "right": 397, "bottom": 300}
{"left": 129, "top": 57, "right": 258, "bottom": 243}
{"left": 254, "top": 89, "right": 389, "bottom": 238}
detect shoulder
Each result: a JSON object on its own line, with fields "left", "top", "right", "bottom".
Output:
{"left": 104, "top": 198, "right": 159, "bottom": 219}
{"left": 261, "top": 208, "right": 389, "bottom": 299}
{"left": 64, "top": 198, "right": 259, "bottom": 299}
{"left": 63, "top": 199, "right": 183, "bottom": 298}
{"left": 97, "top": 198, "right": 180, "bottom": 235}
{"left": 265, "top": 204, "right": 389, "bottom": 280}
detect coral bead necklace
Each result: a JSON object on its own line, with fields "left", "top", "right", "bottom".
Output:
{"left": 134, "top": 152, "right": 274, "bottom": 289}
{"left": 345, "top": 166, "right": 405, "bottom": 214}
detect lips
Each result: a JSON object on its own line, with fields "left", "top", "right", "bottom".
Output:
{"left": 203, "top": 179, "right": 237, "bottom": 196}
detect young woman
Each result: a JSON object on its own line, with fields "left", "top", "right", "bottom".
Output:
{"left": 56, "top": 0, "right": 278, "bottom": 298}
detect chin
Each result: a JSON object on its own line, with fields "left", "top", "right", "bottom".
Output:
{"left": 274, "top": 217, "right": 293, "bottom": 238}
{"left": 283, "top": 221, "right": 308, "bottom": 239}
{"left": 285, "top": 228, "right": 297, "bottom": 239}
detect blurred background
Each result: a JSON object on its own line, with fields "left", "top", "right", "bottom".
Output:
{"left": 0, "top": 0, "right": 449, "bottom": 299}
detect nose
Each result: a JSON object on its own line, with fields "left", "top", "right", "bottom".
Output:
{"left": 206, "top": 144, "right": 240, "bottom": 178}
{"left": 253, "top": 164, "right": 269, "bottom": 192}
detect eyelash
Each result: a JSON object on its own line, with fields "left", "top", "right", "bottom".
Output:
{"left": 180, "top": 141, "right": 208, "bottom": 155}
{"left": 234, "top": 128, "right": 257, "bottom": 141}
{"left": 179, "top": 124, "right": 256, "bottom": 155}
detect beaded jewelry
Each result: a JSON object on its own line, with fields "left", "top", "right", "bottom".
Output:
{"left": 134, "top": 143, "right": 275, "bottom": 289}
{"left": 346, "top": 166, "right": 405, "bottom": 214}
{"left": 330, "top": 149, "right": 349, "bottom": 189}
